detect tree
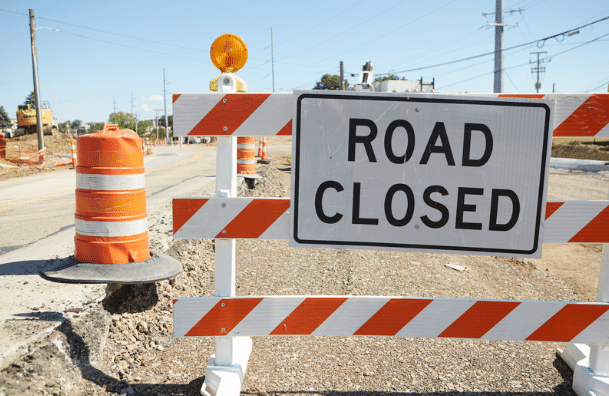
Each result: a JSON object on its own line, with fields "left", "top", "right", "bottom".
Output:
{"left": 157, "top": 115, "right": 173, "bottom": 128}
{"left": 89, "top": 122, "right": 105, "bottom": 133}
{"left": 0, "top": 106, "right": 11, "bottom": 130}
{"left": 108, "top": 112, "right": 137, "bottom": 130}
{"left": 374, "top": 74, "right": 405, "bottom": 83}
{"left": 71, "top": 120, "right": 82, "bottom": 129}
{"left": 59, "top": 121, "right": 71, "bottom": 133}
{"left": 136, "top": 120, "right": 153, "bottom": 137}
{"left": 25, "top": 91, "right": 36, "bottom": 107}
{"left": 313, "top": 74, "right": 348, "bottom": 90}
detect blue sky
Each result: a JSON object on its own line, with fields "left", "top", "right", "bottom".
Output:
{"left": 1, "top": 0, "right": 608, "bottom": 124}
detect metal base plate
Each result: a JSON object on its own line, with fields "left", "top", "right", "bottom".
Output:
{"left": 40, "top": 250, "right": 182, "bottom": 284}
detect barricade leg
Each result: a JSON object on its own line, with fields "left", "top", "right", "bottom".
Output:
{"left": 202, "top": 135, "right": 252, "bottom": 396}
{"left": 559, "top": 210, "right": 609, "bottom": 396}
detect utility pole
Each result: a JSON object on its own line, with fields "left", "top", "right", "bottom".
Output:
{"left": 113, "top": 96, "right": 116, "bottom": 114}
{"left": 29, "top": 9, "right": 44, "bottom": 158}
{"left": 340, "top": 61, "right": 344, "bottom": 90}
{"left": 483, "top": 1, "right": 521, "bottom": 93}
{"left": 493, "top": 0, "right": 504, "bottom": 93}
{"left": 271, "top": 28, "right": 275, "bottom": 92}
{"left": 163, "top": 68, "right": 169, "bottom": 142}
{"left": 530, "top": 51, "right": 550, "bottom": 93}
{"left": 153, "top": 108, "right": 161, "bottom": 141}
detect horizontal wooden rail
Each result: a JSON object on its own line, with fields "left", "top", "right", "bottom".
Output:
{"left": 173, "top": 92, "right": 609, "bottom": 138}
{"left": 173, "top": 296, "right": 609, "bottom": 343}
{"left": 173, "top": 197, "right": 609, "bottom": 244}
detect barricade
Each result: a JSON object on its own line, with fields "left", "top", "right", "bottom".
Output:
{"left": 173, "top": 34, "right": 609, "bottom": 396}
{"left": 2, "top": 144, "right": 43, "bottom": 166}
{"left": 173, "top": 89, "right": 609, "bottom": 396}
{"left": 41, "top": 123, "right": 181, "bottom": 284}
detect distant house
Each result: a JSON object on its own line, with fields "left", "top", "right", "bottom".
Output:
{"left": 77, "top": 123, "right": 90, "bottom": 135}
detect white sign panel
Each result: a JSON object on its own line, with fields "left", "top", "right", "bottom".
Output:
{"left": 290, "top": 91, "right": 553, "bottom": 257}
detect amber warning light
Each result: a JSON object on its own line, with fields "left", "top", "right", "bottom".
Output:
{"left": 210, "top": 34, "right": 248, "bottom": 73}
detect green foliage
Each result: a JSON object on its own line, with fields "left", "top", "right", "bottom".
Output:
{"left": 157, "top": 115, "right": 173, "bottom": 128}
{"left": 59, "top": 121, "right": 71, "bottom": 133}
{"left": 71, "top": 120, "right": 82, "bottom": 129}
{"left": 108, "top": 112, "right": 137, "bottom": 130}
{"left": 374, "top": 74, "right": 405, "bottom": 83}
{"left": 89, "top": 122, "right": 105, "bottom": 133}
{"left": 136, "top": 120, "right": 153, "bottom": 137}
{"left": 0, "top": 106, "right": 11, "bottom": 129}
{"left": 313, "top": 74, "right": 348, "bottom": 90}
{"left": 25, "top": 91, "right": 36, "bottom": 107}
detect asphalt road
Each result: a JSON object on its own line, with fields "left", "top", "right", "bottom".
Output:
{"left": 0, "top": 143, "right": 217, "bottom": 368}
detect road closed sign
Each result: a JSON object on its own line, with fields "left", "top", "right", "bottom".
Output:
{"left": 290, "top": 91, "right": 553, "bottom": 257}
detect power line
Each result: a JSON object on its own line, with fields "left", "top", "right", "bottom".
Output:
{"left": 586, "top": 79, "right": 609, "bottom": 92}
{"left": 381, "top": 14, "right": 609, "bottom": 75}
{"left": 437, "top": 30, "right": 609, "bottom": 91}
{"left": 275, "top": 0, "right": 409, "bottom": 62}
{"left": 271, "top": 0, "right": 457, "bottom": 77}
{"left": 0, "top": 7, "right": 206, "bottom": 52}
{"left": 55, "top": 30, "right": 207, "bottom": 62}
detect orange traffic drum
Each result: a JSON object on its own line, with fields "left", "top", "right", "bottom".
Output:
{"left": 74, "top": 124, "right": 150, "bottom": 264}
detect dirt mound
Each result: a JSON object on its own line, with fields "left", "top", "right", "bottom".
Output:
{"left": 0, "top": 133, "right": 75, "bottom": 180}
{"left": 552, "top": 140, "right": 609, "bottom": 161}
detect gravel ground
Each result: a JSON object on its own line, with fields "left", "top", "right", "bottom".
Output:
{"left": 0, "top": 159, "right": 605, "bottom": 396}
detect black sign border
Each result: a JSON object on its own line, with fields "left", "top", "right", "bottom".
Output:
{"left": 293, "top": 93, "right": 552, "bottom": 255}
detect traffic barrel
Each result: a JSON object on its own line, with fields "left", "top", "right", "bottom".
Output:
{"left": 74, "top": 124, "right": 149, "bottom": 264}
{"left": 237, "top": 136, "right": 260, "bottom": 188}
{"left": 0, "top": 132, "right": 5, "bottom": 159}
{"left": 237, "top": 136, "right": 256, "bottom": 176}
{"left": 41, "top": 124, "right": 181, "bottom": 284}
{"left": 257, "top": 138, "right": 262, "bottom": 157}
{"left": 258, "top": 137, "right": 270, "bottom": 164}
{"left": 70, "top": 136, "right": 77, "bottom": 167}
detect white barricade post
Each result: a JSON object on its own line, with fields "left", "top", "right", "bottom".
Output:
{"left": 172, "top": 36, "right": 609, "bottom": 396}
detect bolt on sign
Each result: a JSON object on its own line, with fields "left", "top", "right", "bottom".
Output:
{"left": 290, "top": 91, "right": 554, "bottom": 258}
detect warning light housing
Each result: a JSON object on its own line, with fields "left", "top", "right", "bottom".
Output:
{"left": 210, "top": 34, "right": 248, "bottom": 73}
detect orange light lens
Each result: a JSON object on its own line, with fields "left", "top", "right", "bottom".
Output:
{"left": 210, "top": 34, "right": 248, "bottom": 73}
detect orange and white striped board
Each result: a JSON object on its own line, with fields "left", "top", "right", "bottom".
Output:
{"left": 173, "top": 198, "right": 609, "bottom": 244}
{"left": 482, "top": 94, "right": 609, "bottom": 138}
{"left": 173, "top": 296, "right": 609, "bottom": 343}
{"left": 172, "top": 92, "right": 292, "bottom": 137}
{"left": 172, "top": 92, "right": 609, "bottom": 139}
{"left": 173, "top": 197, "right": 290, "bottom": 240}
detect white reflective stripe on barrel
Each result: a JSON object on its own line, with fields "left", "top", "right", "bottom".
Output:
{"left": 75, "top": 218, "right": 148, "bottom": 237}
{"left": 76, "top": 173, "right": 145, "bottom": 191}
